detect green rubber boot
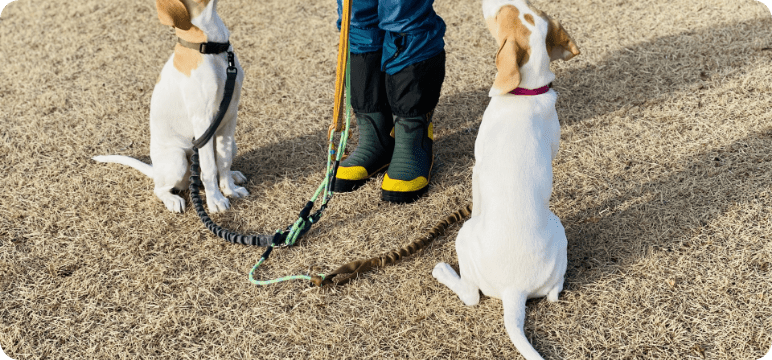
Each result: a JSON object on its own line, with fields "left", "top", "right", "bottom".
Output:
{"left": 333, "top": 112, "right": 394, "bottom": 192}
{"left": 381, "top": 112, "right": 434, "bottom": 203}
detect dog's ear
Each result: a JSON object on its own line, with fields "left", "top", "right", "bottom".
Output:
{"left": 492, "top": 38, "right": 522, "bottom": 95}
{"left": 156, "top": 0, "right": 193, "bottom": 30}
{"left": 545, "top": 17, "right": 580, "bottom": 62}
{"left": 490, "top": 5, "right": 530, "bottom": 95}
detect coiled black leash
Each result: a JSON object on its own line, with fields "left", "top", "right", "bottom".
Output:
{"left": 184, "top": 44, "right": 279, "bottom": 245}
{"left": 186, "top": 44, "right": 283, "bottom": 246}
{"left": 186, "top": 42, "right": 343, "bottom": 251}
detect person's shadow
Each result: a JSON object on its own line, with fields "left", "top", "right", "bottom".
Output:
{"left": 221, "top": 17, "right": 771, "bottom": 263}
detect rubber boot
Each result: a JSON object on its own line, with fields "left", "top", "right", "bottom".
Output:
{"left": 381, "top": 51, "right": 445, "bottom": 203}
{"left": 381, "top": 112, "right": 434, "bottom": 203}
{"left": 333, "top": 51, "right": 393, "bottom": 192}
{"left": 334, "top": 112, "right": 394, "bottom": 192}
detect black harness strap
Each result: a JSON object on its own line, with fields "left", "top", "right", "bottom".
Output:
{"left": 192, "top": 49, "right": 238, "bottom": 150}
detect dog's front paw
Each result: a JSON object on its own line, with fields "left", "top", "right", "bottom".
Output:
{"left": 206, "top": 192, "right": 231, "bottom": 213}
{"left": 160, "top": 194, "right": 186, "bottom": 213}
{"left": 230, "top": 171, "right": 247, "bottom": 184}
{"left": 222, "top": 185, "right": 249, "bottom": 198}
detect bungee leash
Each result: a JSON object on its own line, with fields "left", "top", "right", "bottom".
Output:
{"left": 187, "top": 58, "right": 351, "bottom": 244}
{"left": 187, "top": 47, "right": 280, "bottom": 246}
{"left": 187, "top": 46, "right": 283, "bottom": 246}
{"left": 310, "top": 203, "right": 473, "bottom": 287}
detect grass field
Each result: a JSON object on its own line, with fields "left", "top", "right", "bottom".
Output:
{"left": 1, "top": 0, "right": 772, "bottom": 358}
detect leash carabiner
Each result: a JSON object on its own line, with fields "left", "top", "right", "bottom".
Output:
{"left": 226, "top": 52, "right": 237, "bottom": 74}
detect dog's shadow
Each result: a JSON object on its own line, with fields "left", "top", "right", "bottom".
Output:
{"left": 430, "top": 17, "right": 772, "bottom": 286}
{"left": 234, "top": 14, "right": 772, "bottom": 183}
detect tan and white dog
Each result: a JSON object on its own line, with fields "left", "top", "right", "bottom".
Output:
{"left": 432, "top": 1, "right": 579, "bottom": 359}
{"left": 94, "top": 0, "right": 248, "bottom": 213}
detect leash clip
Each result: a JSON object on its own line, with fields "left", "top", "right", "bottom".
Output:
{"left": 272, "top": 230, "right": 291, "bottom": 248}
{"left": 226, "top": 51, "right": 236, "bottom": 71}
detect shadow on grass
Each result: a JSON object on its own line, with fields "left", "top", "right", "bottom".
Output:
{"left": 430, "top": 17, "right": 771, "bottom": 186}
{"left": 232, "top": 129, "right": 330, "bottom": 185}
{"left": 560, "top": 131, "right": 772, "bottom": 288}
{"left": 426, "top": 18, "right": 772, "bottom": 288}
{"left": 221, "top": 18, "right": 771, "bottom": 266}
{"left": 231, "top": 15, "right": 771, "bottom": 198}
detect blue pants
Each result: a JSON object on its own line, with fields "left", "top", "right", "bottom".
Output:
{"left": 337, "top": 0, "right": 446, "bottom": 75}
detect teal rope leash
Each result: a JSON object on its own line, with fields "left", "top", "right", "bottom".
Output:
{"left": 188, "top": 52, "right": 351, "bottom": 285}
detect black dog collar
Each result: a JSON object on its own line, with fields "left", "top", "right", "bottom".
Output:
{"left": 177, "top": 38, "right": 231, "bottom": 54}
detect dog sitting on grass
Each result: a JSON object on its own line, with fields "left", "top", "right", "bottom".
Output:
{"left": 432, "top": 0, "right": 579, "bottom": 359}
{"left": 94, "top": 0, "right": 248, "bottom": 213}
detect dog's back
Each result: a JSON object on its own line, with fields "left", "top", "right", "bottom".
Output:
{"left": 462, "top": 90, "right": 564, "bottom": 299}
{"left": 476, "top": 93, "right": 559, "bottom": 226}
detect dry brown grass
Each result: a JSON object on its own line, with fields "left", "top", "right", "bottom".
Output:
{"left": 1, "top": 0, "right": 772, "bottom": 358}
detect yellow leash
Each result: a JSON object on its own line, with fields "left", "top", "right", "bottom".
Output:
{"left": 308, "top": 0, "right": 472, "bottom": 287}
{"left": 330, "top": 0, "right": 352, "bottom": 137}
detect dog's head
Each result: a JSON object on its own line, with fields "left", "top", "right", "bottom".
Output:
{"left": 484, "top": 1, "right": 580, "bottom": 95}
{"left": 156, "top": 0, "right": 216, "bottom": 42}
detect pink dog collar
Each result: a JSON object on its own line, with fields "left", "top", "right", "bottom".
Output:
{"left": 509, "top": 85, "right": 551, "bottom": 96}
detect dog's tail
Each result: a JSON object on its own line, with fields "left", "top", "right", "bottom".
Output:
{"left": 502, "top": 289, "right": 545, "bottom": 360}
{"left": 92, "top": 155, "right": 154, "bottom": 178}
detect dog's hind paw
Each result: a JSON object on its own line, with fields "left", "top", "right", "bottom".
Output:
{"left": 432, "top": 262, "right": 461, "bottom": 284}
{"left": 433, "top": 262, "right": 480, "bottom": 306}
{"left": 230, "top": 171, "right": 247, "bottom": 184}
{"left": 547, "top": 279, "right": 564, "bottom": 303}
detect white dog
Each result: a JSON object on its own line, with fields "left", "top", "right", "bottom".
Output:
{"left": 432, "top": 1, "right": 579, "bottom": 359}
{"left": 94, "top": 0, "right": 248, "bottom": 213}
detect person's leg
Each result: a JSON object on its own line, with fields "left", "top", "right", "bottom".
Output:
{"left": 377, "top": 0, "right": 446, "bottom": 76}
{"left": 378, "top": 0, "right": 446, "bottom": 203}
{"left": 334, "top": 0, "right": 395, "bottom": 192}
{"left": 336, "top": 0, "right": 382, "bottom": 54}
